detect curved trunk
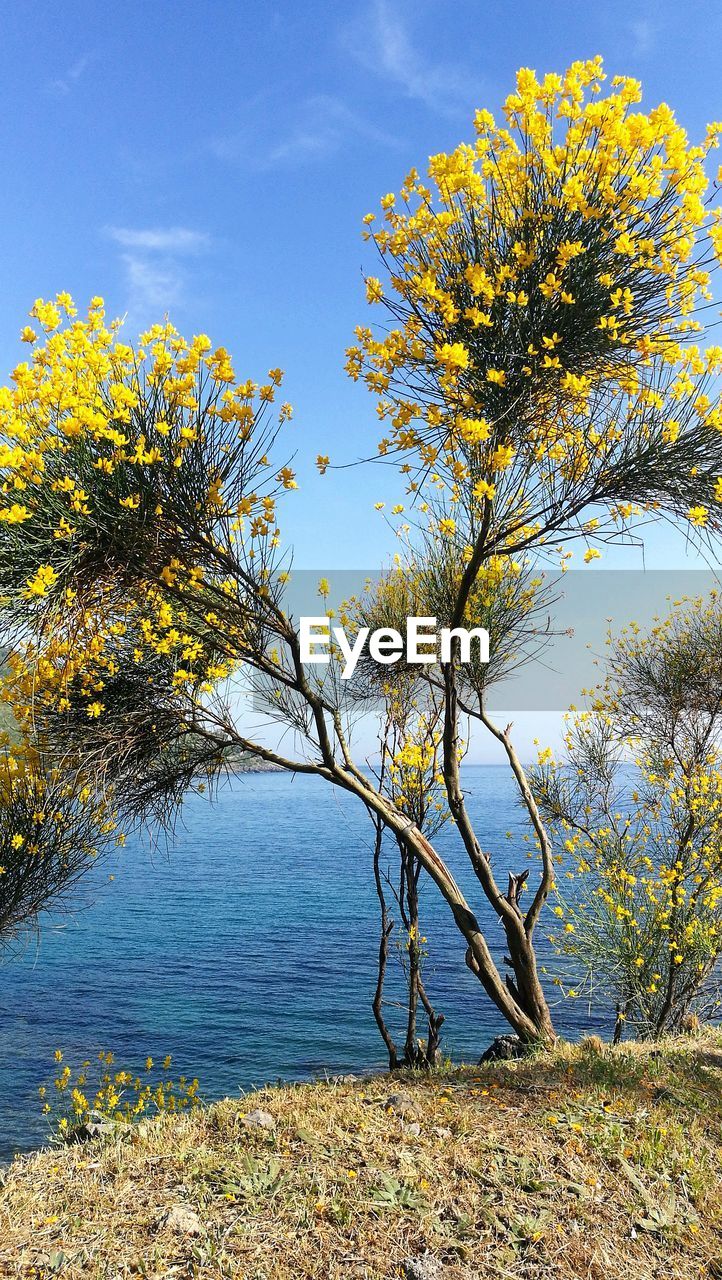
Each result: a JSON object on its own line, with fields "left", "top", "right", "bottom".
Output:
{"left": 343, "top": 769, "right": 555, "bottom": 1043}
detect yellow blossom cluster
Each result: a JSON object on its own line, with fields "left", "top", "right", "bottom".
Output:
{"left": 347, "top": 59, "right": 722, "bottom": 547}
{"left": 0, "top": 295, "right": 296, "bottom": 719}
{"left": 387, "top": 723, "right": 448, "bottom": 830}
{"left": 42, "top": 1048, "right": 201, "bottom": 1135}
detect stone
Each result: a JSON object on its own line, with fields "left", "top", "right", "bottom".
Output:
{"left": 478, "top": 1034, "right": 525, "bottom": 1063}
{"left": 402, "top": 1256, "right": 443, "bottom": 1280}
{"left": 82, "top": 1121, "right": 118, "bottom": 1139}
{"left": 163, "top": 1204, "right": 203, "bottom": 1236}
{"left": 696, "top": 1050, "right": 722, "bottom": 1070}
{"left": 401, "top": 1120, "right": 421, "bottom": 1137}
{"left": 71, "top": 1118, "right": 125, "bottom": 1143}
{"left": 385, "top": 1092, "right": 419, "bottom": 1117}
{"left": 242, "top": 1108, "right": 276, "bottom": 1130}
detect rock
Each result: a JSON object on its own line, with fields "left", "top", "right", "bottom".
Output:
{"left": 385, "top": 1092, "right": 418, "bottom": 1117}
{"left": 242, "top": 1108, "right": 276, "bottom": 1130}
{"left": 81, "top": 1121, "right": 118, "bottom": 1139}
{"left": 69, "top": 1118, "right": 126, "bottom": 1144}
{"left": 401, "top": 1120, "right": 421, "bottom": 1137}
{"left": 433, "top": 1126, "right": 452, "bottom": 1140}
{"left": 696, "top": 1050, "right": 722, "bottom": 1070}
{"left": 653, "top": 1085, "right": 683, "bottom": 1104}
{"left": 163, "top": 1204, "right": 203, "bottom": 1236}
{"left": 478, "top": 1034, "right": 525, "bottom": 1063}
{"left": 402, "top": 1256, "right": 443, "bottom": 1280}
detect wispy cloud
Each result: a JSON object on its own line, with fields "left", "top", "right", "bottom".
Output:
{"left": 106, "top": 226, "right": 211, "bottom": 254}
{"left": 344, "top": 1, "right": 481, "bottom": 117}
{"left": 48, "top": 55, "right": 90, "bottom": 97}
{"left": 210, "top": 93, "right": 399, "bottom": 170}
{"left": 629, "top": 18, "right": 656, "bottom": 56}
{"left": 105, "top": 225, "right": 211, "bottom": 330}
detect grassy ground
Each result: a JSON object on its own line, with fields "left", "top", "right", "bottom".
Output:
{"left": 2, "top": 1032, "right": 722, "bottom": 1279}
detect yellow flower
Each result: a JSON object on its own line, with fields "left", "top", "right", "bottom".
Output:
{"left": 490, "top": 444, "right": 514, "bottom": 470}
{"left": 435, "top": 342, "right": 469, "bottom": 371}
{"left": 459, "top": 416, "right": 490, "bottom": 444}
{"left": 0, "top": 504, "right": 31, "bottom": 524}
{"left": 24, "top": 565, "right": 58, "bottom": 598}
{"left": 365, "top": 277, "right": 383, "bottom": 303}
{"left": 688, "top": 506, "right": 708, "bottom": 527}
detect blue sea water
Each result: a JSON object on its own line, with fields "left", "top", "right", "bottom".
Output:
{"left": 0, "top": 765, "right": 600, "bottom": 1162}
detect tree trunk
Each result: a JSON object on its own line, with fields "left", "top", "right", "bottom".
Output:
{"left": 370, "top": 818, "right": 446, "bottom": 1068}
{"left": 371, "top": 817, "right": 400, "bottom": 1069}
{"left": 335, "top": 767, "right": 556, "bottom": 1046}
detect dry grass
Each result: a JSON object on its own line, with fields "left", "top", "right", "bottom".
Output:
{"left": 2, "top": 1032, "right": 722, "bottom": 1279}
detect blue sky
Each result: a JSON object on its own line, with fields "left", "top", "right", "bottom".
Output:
{"left": 1, "top": 0, "right": 721, "bottom": 571}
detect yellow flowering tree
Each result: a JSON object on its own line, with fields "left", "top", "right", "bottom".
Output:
{"left": 337, "top": 59, "right": 722, "bottom": 1040}
{"left": 533, "top": 594, "right": 722, "bottom": 1038}
{"left": 0, "top": 295, "right": 557, "bottom": 1043}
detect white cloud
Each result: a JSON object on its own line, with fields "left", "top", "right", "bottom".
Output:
{"left": 630, "top": 18, "right": 655, "bottom": 55}
{"left": 120, "top": 254, "right": 185, "bottom": 314}
{"left": 107, "top": 226, "right": 211, "bottom": 254}
{"left": 104, "top": 225, "right": 211, "bottom": 331}
{"left": 344, "top": 1, "right": 481, "bottom": 116}
{"left": 210, "top": 93, "right": 399, "bottom": 169}
{"left": 48, "top": 56, "right": 90, "bottom": 97}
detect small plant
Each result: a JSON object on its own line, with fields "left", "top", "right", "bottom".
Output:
{"left": 39, "top": 1048, "right": 202, "bottom": 1141}
{"left": 370, "top": 1173, "right": 428, "bottom": 1212}
{"left": 201, "top": 1152, "right": 286, "bottom": 1205}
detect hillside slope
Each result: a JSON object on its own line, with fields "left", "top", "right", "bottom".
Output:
{"left": 2, "top": 1033, "right": 722, "bottom": 1278}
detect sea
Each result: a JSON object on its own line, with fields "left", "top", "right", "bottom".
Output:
{"left": 0, "top": 765, "right": 604, "bottom": 1162}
